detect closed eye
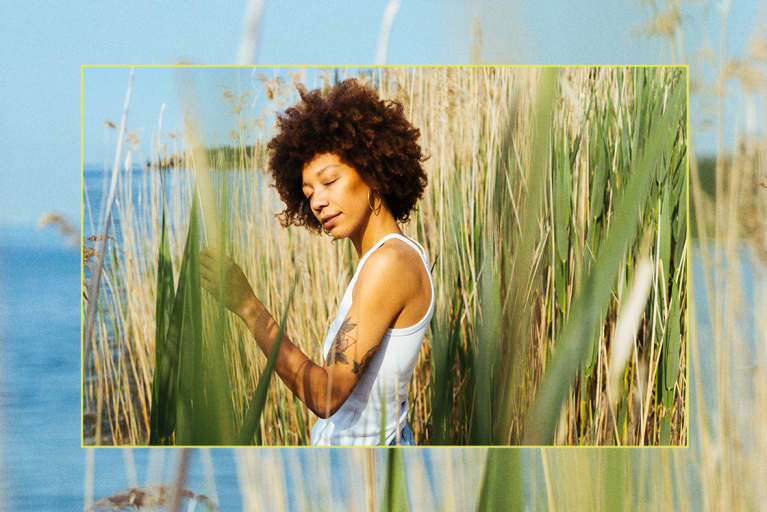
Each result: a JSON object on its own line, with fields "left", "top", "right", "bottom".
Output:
{"left": 304, "top": 178, "right": 337, "bottom": 199}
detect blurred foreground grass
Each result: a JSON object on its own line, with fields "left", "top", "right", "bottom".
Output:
{"left": 82, "top": 2, "right": 767, "bottom": 511}
{"left": 84, "top": 66, "right": 687, "bottom": 447}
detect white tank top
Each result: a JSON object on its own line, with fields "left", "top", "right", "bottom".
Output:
{"left": 310, "top": 233, "right": 434, "bottom": 445}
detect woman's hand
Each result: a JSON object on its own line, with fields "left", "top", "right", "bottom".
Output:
{"left": 199, "top": 248, "right": 256, "bottom": 319}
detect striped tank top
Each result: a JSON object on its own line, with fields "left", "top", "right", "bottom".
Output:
{"left": 310, "top": 233, "right": 434, "bottom": 445}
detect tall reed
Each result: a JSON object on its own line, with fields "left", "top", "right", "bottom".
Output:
{"left": 83, "top": 66, "right": 687, "bottom": 445}
{"left": 85, "top": 3, "right": 767, "bottom": 511}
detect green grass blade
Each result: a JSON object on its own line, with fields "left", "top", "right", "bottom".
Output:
{"left": 197, "top": 173, "right": 237, "bottom": 444}
{"left": 472, "top": 239, "right": 501, "bottom": 444}
{"left": 149, "top": 200, "right": 176, "bottom": 445}
{"left": 555, "top": 124, "right": 571, "bottom": 264}
{"left": 476, "top": 448, "right": 523, "bottom": 511}
{"left": 522, "top": 81, "right": 685, "bottom": 445}
{"left": 673, "top": 154, "right": 688, "bottom": 268}
{"left": 382, "top": 448, "right": 410, "bottom": 512}
{"left": 590, "top": 121, "right": 610, "bottom": 219}
{"left": 430, "top": 280, "right": 461, "bottom": 444}
{"left": 153, "top": 196, "right": 203, "bottom": 445}
{"left": 555, "top": 259, "right": 567, "bottom": 314}
{"left": 175, "top": 189, "right": 204, "bottom": 445}
{"left": 237, "top": 277, "right": 298, "bottom": 445}
{"left": 604, "top": 450, "right": 628, "bottom": 510}
{"left": 660, "top": 185, "right": 672, "bottom": 280}
{"left": 664, "top": 282, "right": 682, "bottom": 397}
{"left": 492, "top": 68, "right": 558, "bottom": 443}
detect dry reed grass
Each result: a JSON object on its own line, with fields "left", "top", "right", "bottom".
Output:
{"left": 83, "top": 66, "right": 686, "bottom": 446}
{"left": 82, "top": 1, "right": 767, "bottom": 509}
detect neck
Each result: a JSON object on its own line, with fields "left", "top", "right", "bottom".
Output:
{"left": 350, "top": 209, "right": 402, "bottom": 258}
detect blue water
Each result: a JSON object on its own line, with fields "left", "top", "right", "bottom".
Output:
{"left": 81, "top": 164, "right": 262, "bottom": 246}
{"left": 0, "top": 225, "right": 229, "bottom": 509}
{"left": 0, "top": 224, "right": 364, "bottom": 509}
{"left": 2, "top": 162, "right": 762, "bottom": 509}
{"left": 0, "top": 229, "right": 82, "bottom": 509}
{"left": 0, "top": 167, "right": 486, "bottom": 510}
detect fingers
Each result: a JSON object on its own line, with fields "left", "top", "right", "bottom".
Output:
{"left": 199, "top": 249, "right": 219, "bottom": 295}
{"left": 199, "top": 247, "right": 227, "bottom": 277}
{"left": 199, "top": 247, "right": 232, "bottom": 298}
{"left": 199, "top": 264, "right": 215, "bottom": 294}
{"left": 199, "top": 247, "right": 217, "bottom": 272}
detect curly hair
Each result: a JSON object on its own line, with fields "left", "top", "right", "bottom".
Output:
{"left": 267, "top": 78, "right": 427, "bottom": 233}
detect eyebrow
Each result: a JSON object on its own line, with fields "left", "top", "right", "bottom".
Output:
{"left": 302, "top": 164, "right": 338, "bottom": 187}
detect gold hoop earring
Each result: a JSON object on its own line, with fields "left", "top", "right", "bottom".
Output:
{"left": 368, "top": 189, "right": 382, "bottom": 215}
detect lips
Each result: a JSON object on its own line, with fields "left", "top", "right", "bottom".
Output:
{"left": 321, "top": 212, "right": 341, "bottom": 227}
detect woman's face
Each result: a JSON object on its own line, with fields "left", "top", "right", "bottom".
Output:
{"left": 301, "top": 152, "right": 373, "bottom": 239}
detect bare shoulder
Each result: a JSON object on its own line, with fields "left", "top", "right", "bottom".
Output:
{"left": 355, "top": 239, "right": 426, "bottom": 299}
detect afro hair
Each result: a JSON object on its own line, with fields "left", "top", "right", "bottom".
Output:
{"left": 267, "top": 78, "right": 427, "bottom": 233}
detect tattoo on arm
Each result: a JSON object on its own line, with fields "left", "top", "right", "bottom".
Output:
{"left": 329, "top": 316, "right": 357, "bottom": 365}
{"left": 327, "top": 315, "right": 379, "bottom": 374}
{"left": 352, "top": 346, "right": 378, "bottom": 374}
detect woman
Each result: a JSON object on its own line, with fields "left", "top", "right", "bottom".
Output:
{"left": 199, "top": 78, "right": 434, "bottom": 446}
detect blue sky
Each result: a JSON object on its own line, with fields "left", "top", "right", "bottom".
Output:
{"left": 1, "top": 0, "right": 764, "bottom": 226}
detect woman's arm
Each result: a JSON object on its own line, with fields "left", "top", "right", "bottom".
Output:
{"left": 200, "top": 246, "right": 414, "bottom": 418}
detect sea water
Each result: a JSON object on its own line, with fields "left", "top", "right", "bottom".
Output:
{"left": 2, "top": 162, "right": 760, "bottom": 509}
{"left": 0, "top": 165, "right": 487, "bottom": 510}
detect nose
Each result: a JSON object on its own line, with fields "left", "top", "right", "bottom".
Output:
{"left": 309, "top": 187, "right": 329, "bottom": 215}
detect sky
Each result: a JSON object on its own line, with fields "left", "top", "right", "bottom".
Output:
{"left": 0, "top": 0, "right": 764, "bottom": 508}
{"left": 1, "top": 0, "right": 764, "bottom": 227}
